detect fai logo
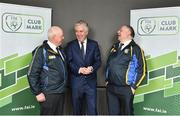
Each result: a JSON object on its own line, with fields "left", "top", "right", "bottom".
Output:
{"left": 137, "top": 16, "right": 178, "bottom": 36}
{"left": 140, "top": 19, "right": 156, "bottom": 34}
{"left": 2, "top": 13, "right": 44, "bottom": 34}
{"left": 5, "top": 15, "right": 22, "bottom": 32}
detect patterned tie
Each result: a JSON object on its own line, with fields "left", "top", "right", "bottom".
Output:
{"left": 81, "top": 42, "right": 85, "bottom": 59}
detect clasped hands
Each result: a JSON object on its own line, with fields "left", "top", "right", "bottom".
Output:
{"left": 78, "top": 66, "right": 93, "bottom": 75}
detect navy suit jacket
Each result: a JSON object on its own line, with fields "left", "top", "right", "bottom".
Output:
{"left": 66, "top": 39, "right": 101, "bottom": 88}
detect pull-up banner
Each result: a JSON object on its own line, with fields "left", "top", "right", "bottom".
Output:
{"left": 131, "top": 7, "right": 180, "bottom": 115}
{"left": 0, "top": 3, "right": 51, "bottom": 115}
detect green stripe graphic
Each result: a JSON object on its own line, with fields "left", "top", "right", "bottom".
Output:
{"left": 0, "top": 54, "right": 18, "bottom": 69}
{"left": 149, "top": 68, "right": 165, "bottom": 79}
{"left": 136, "top": 76, "right": 172, "bottom": 94}
{"left": 166, "top": 65, "right": 180, "bottom": 79}
{"left": 0, "top": 76, "right": 29, "bottom": 100}
{"left": 147, "top": 51, "right": 177, "bottom": 71}
{"left": 0, "top": 96, "right": 12, "bottom": 108}
{"left": 164, "top": 81, "right": 180, "bottom": 97}
{"left": 5, "top": 53, "right": 32, "bottom": 75}
{"left": 134, "top": 95, "right": 144, "bottom": 103}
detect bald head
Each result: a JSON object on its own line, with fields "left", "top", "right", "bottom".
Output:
{"left": 48, "top": 26, "right": 64, "bottom": 47}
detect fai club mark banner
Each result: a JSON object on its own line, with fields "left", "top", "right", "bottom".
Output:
{"left": 0, "top": 3, "right": 51, "bottom": 115}
{"left": 131, "top": 7, "right": 180, "bottom": 115}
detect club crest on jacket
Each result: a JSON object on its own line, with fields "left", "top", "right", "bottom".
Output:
{"left": 110, "top": 45, "right": 117, "bottom": 53}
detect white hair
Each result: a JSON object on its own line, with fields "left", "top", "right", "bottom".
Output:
{"left": 48, "top": 26, "right": 62, "bottom": 40}
{"left": 74, "top": 20, "right": 89, "bottom": 32}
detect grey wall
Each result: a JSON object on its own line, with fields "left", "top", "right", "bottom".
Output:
{"left": 2, "top": 0, "right": 180, "bottom": 86}
{"left": 1, "top": 0, "right": 180, "bottom": 114}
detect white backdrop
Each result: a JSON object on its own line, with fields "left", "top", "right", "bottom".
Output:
{"left": 131, "top": 7, "right": 180, "bottom": 115}
{"left": 0, "top": 3, "right": 51, "bottom": 115}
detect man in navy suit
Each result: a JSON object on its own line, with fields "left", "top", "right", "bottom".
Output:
{"left": 66, "top": 20, "right": 101, "bottom": 115}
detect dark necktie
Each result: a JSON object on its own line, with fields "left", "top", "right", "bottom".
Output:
{"left": 118, "top": 43, "right": 124, "bottom": 51}
{"left": 81, "top": 42, "right": 85, "bottom": 59}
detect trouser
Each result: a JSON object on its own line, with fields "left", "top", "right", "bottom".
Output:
{"left": 107, "top": 85, "right": 134, "bottom": 115}
{"left": 39, "top": 93, "right": 65, "bottom": 115}
{"left": 71, "top": 80, "right": 97, "bottom": 115}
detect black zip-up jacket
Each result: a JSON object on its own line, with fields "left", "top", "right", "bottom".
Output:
{"left": 27, "top": 40, "right": 67, "bottom": 95}
{"left": 105, "top": 40, "right": 147, "bottom": 89}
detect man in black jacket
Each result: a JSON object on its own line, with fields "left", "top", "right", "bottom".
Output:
{"left": 27, "top": 26, "right": 67, "bottom": 115}
{"left": 105, "top": 25, "right": 147, "bottom": 115}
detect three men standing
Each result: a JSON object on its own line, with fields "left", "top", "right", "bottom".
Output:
{"left": 28, "top": 23, "right": 146, "bottom": 115}
{"left": 66, "top": 20, "right": 101, "bottom": 115}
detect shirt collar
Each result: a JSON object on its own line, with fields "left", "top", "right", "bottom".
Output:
{"left": 47, "top": 40, "right": 57, "bottom": 52}
{"left": 78, "top": 38, "right": 87, "bottom": 44}
{"left": 121, "top": 39, "right": 132, "bottom": 47}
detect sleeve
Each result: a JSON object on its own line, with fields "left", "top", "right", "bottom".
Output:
{"left": 27, "top": 46, "right": 44, "bottom": 95}
{"left": 131, "top": 47, "right": 147, "bottom": 90}
{"left": 105, "top": 45, "right": 114, "bottom": 82}
{"left": 92, "top": 42, "right": 101, "bottom": 72}
{"left": 65, "top": 44, "right": 80, "bottom": 75}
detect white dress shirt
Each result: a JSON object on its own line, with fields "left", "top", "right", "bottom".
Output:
{"left": 47, "top": 41, "right": 64, "bottom": 61}
{"left": 121, "top": 39, "right": 132, "bottom": 50}
{"left": 47, "top": 40, "right": 57, "bottom": 52}
{"left": 78, "top": 38, "right": 87, "bottom": 54}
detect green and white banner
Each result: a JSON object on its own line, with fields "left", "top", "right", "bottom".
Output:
{"left": 131, "top": 7, "right": 180, "bottom": 115}
{"left": 0, "top": 3, "right": 51, "bottom": 115}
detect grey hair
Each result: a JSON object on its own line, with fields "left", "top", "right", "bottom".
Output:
{"left": 74, "top": 20, "right": 89, "bottom": 32}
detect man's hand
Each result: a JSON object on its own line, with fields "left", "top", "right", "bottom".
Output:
{"left": 36, "top": 93, "right": 46, "bottom": 102}
{"left": 78, "top": 67, "right": 85, "bottom": 74}
{"left": 105, "top": 81, "right": 108, "bottom": 86}
{"left": 85, "top": 66, "right": 93, "bottom": 74}
{"left": 78, "top": 66, "right": 93, "bottom": 75}
{"left": 130, "top": 87, "right": 135, "bottom": 94}
{"left": 87, "top": 66, "right": 93, "bottom": 72}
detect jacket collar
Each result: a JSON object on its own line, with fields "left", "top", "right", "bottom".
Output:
{"left": 43, "top": 40, "right": 59, "bottom": 55}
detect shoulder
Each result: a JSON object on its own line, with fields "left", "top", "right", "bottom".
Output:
{"left": 68, "top": 39, "right": 77, "bottom": 44}
{"left": 88, "top": 39, "right": 97, "bottom": 43}
{"left": 65, "top": 40, "right": 77, "bottom": 52}
{"left": 131, "top": 40, "right": 144, "bottom": 54}
{"left": 32, "top": 45, "right": 43, "bottom": 55}
{"left": 32, "top": 40, "right": 49, "bottom": 55}
{"left": 87, "top": 39, "right": 99, "bottom": 46}
{"left": 67, "top": 39, "right": 77, "bottom": 46}
{"left": 111, "top": 42, "right": 119, "bottom": 48}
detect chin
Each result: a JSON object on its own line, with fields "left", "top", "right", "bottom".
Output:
{"left": 78, "top": 38, "right": 84, "bottom": 42}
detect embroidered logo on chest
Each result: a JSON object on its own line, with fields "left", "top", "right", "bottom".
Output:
{"left": 48, "top": 55, "right": 56, "bottom": 59}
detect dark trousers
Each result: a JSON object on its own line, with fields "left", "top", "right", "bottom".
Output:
{"left": 71, "top": 79, "right": 97, "bottom": 115}
{"left": 39, "top": 93, "right": 65, "bottom": 115}
{"left": 107, "top": 85, "right": 134, "bottom": 115}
